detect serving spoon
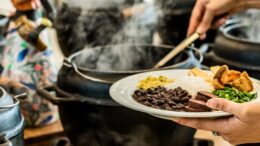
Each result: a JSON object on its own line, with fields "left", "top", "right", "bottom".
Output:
{"left": 153, "top": 32, "right": 200, "bottom": 69}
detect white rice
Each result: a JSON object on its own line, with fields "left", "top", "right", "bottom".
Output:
{"left": 165, "top": 75, "right": 214, "bottom": 97}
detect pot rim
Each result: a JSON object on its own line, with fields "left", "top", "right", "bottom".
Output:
{"left": 64, "top": 44, "right": 200, "bottom": 74}
{"left": 0, "top": 87, "right": 7, "bottom": 101}
{"left": 209, "top": 51, "right": 260, "bottom": 71}
{"left": 0, "top": 87, "right": 20, "bottom": 110}
{"left": 220, "top": 22, "right": 260, "bottom": 45}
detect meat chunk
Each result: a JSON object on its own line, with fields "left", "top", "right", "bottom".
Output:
{"left": 231, "top": 71, "right": 254, "bottom": 92}
{"left": 213, "top": 65, "right": 254, "bottom": 92}
{"left": 213, "top": 79, "right": 225, "bottom": 90}
{"left": 196, "top": 91, "right": 218, "bottom": 102}
{"left": 185, "top": 91, "right": 219, "bottom": 112}
{"left": 220, "top": 70, "right": 241, "bottom": 85}
{"left": 188, "top": 99, "right": 212, "bottom": 111}
{"left": 214, "top": 65, "right": 240, "bottom": 85}
{"left": 214, "top": 65, "right": 229, "bottom": 81}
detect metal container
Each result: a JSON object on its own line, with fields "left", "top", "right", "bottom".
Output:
{"left": 0, "top": 81, "right": 28, "bottom": 146}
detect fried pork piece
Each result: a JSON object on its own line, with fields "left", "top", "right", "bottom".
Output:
{"left": 213, "top": 65, "right": 254, "bottom": 92}
{"left": 214, "top": 65, "right": 229, "bottom": 81}
{"left": 213, "top": 79, "right": 225, "bottom": 89}
{"left": 213, "top": 65, "right": 229, "bottom": 89}
{"left": 214, "top": 65, "right": 241, "bottom": 87}
{"left": 220, "top": 70, "right": 241, "bottom": 85}
{"left": 231, "top": 71, "right": 253, "bottom": 92}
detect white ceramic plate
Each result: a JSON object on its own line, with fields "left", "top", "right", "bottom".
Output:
{"left": 109, "top": 69, "right": 260, "bottom": 119}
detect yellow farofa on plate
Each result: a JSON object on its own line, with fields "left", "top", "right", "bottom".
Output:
{"left": 137, "top": 76, "right": 174, "bottom": 89}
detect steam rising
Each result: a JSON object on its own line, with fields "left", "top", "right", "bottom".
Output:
{"left": 64, "top": 0, "right": 127, "bottom": 10}
{"left": 244, "top": 10, "right": 260, "bottom": 42}
{"left": 94, "top": 7, "right": 157, "bottom": 71}
{"left": 231, "top": 9, "right": 260, "bottom": 42}
{"left": 57, "top": 0, "right": 159, "bottom": 71}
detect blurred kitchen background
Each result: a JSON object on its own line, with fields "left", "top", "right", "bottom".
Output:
{"left": 0, "top": 0, "right": 260, "bottom": 146}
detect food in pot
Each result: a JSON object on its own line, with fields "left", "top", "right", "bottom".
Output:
{"left": 185, "top": 91, "right": 217, "bottom": 112}
{"left": 137, "top": 76, "right": 174, "bottom": 89}
{"left": 213, "top": 87, "right": 257, "bottom": 103}
{"left": 133, "top": 86, "right": 191, "bottom": 111}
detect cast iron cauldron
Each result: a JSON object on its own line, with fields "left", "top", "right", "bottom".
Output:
{"left": 156, "top": 0, "right": 217, "bottom": 46}
{"left": 37, "top": 44, "right": 202, "bottom": 146}
{"left": 156, "top": 0, "right": 195, "bottom": 46}
{"left": 0, "top": 79, "right": 28, "bottom": 146}
{"left": 202, "top": 20, "right": 260, "bottom": 79}
{"left": 57, "top": 44, "right": 202, "bottom": 98}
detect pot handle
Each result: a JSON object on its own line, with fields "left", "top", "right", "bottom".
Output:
{"left": 36, "top": 85, "right": 84, "bottom": 105}
{"left": 9, "top": 82, "right": 29, "bottom": 100}
{"left": 0, "top": 81, "right": 29, "bottom": 109}
{"left": 220, "top": 18, "right": 241, "bottom": 31}
{"left": 71, "top": 63, "right": 114, "bottom": 84}
{"left": 0, "top": 77, "right": 29, "bottom": 100}
{"left": 37, "top": 85, "right": 118, "bottom": 106}
{"left": 190, "top": 45, "right": 203, "bottom": 64}
{"left": 37, "top": 85, "right": 73, "bottom": 105}
{"left": 63, "top": 58, "right": 113, "bottom": 83}
{"left": 0, "top": 85, "right": 28, "bottom": 110}
{"left": 199, "top": 43, "right": 215, "bottom": 57}
{"left": 198, "top": 43, "right": 215, "bottom": 70}
{"left": 0, "top": 134, "right": 12, "bottom": 146}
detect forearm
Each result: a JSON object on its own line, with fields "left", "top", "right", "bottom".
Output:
{"left": 239, "top": 0, "right": 260, "bottom": 9}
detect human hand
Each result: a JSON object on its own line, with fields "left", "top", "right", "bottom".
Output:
{"left": 188, "top": 0, "right": 247, "bottom": 39}
{"left": 172, "top": 98, "right": 260, "bottom": 145}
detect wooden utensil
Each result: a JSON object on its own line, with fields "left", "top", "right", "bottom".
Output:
{"left": 153, "top": 32, "right": 200, "bottom": 69}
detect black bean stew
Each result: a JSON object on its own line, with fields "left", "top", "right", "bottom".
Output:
{"left": 132, "top": 86, "right": 192, "bottom": 111}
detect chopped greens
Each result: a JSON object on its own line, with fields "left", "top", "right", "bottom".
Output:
{"left": 213, "top": 87, "right": 257, "bottom": 103}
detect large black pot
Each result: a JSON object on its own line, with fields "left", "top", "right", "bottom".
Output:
{"left": 58, "top": 44, "right": 202, "bottom": 98}
{"left": 156, "top": 0, "right": 195, "bottom": 46}
{"left": 0, "top": 81, "right": 28, "bottom": 146}
{"left": 156, "top": 0, "right": 218, "bottom": 46}
{"left": 202, "top": 19, "right": 260, "bottom": 79}
{"left": 38, "top": 85, "right": 196, "bottom": 146}
{"left": 37, "top": 44, "right": 202, "bottom": 146}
